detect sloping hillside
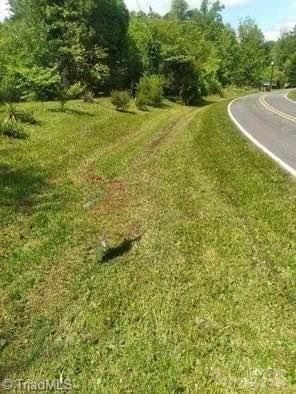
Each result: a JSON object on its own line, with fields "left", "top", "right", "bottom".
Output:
{"left": 0, "top": 98, "right": 295, "bottom": 391}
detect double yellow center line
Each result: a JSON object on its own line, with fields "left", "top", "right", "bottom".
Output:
{"left": 259, "top": 95, "right": 296, "bottom": 124}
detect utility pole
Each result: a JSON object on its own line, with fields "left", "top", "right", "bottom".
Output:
{"left": 270, "top": 61, "right": 275, "bottom": 91}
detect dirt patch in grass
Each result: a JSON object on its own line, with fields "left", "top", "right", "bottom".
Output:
{"left": 2, "top": 96, "right": 296, "bottom": 391}
{"left": 107, "top": 178, "right": 125, "bottom": 190}
{"left": 86, "top": 173, "right": 105, "bottom": 184}
{"left": 149, "top": 134, "right": 168, "bottom": 150}
{"left": 102, "top": 182, "right": 128, "bottom": 210}
{"left": 91, "top": 178, "right": 128, "bottom": 212}
{"left": 148, "top": 110, "right": 197, "bottom": 151}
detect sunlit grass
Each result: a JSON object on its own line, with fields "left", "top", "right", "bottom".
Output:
{"left": 0, "top": 95, "right": 295, "bottom": 391}
{"left": 288, "top": 89, "right": 296, "bottom": 101}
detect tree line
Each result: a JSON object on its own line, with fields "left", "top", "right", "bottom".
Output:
{"left": 0, "top": 0, "right": 295, "bottom": 104}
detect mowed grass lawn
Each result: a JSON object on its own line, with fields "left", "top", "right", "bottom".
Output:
{"left": 288, "top": 89, "right": 296, "bottom": 101}
{"left": 0, "top": 95, "right": 295, "bottom": 392}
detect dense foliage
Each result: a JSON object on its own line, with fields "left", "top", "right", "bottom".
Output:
{"left": 273, "top": 27, "right": 296, "bottom": 87}
{"left": 1, "top": 0, "right": 129, "bottom": 101}
{"left": 136, "top": 75, "right": 164, "bottom": 107}
{"left": 0, "top": 0, "right": 295, "bottom": 104}
{"left": 111, "top": 90, "right": 131, "bottom": 111}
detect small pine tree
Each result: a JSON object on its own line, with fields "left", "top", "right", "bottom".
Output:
{"left": 111, "top": 91, "right": 131, "bottom": 112}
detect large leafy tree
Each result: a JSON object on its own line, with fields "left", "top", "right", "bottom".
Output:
{"left": 169, "top": 0, "right": 189, "bottom": 20}
{"left": 200, "top": 0, "right": 224, "bottom": 23}
{"left": 129, "top": 14, "right": 163, "bottom": 76}
{"left": 285, "top": 53, "right": 296, "bottom": 86}
{"left": 190, "top": 1, "right": 237, "bottom": 86}
{"left": 0, "top": 15, "right": 60, "bottom": 101}
{"left": 235, "top": 18, "right": 268, "bottom": 86}
{"left": 129, "top": 13, "right": 221, "bottom": 101}
{"left": 215, "top": 25, "right": 240, "bottom": 86}
{"left": 273, "top": 26, "right": 296, "bottom": 84}
{"left": 1, "top": 0, "right": 283, "bottom": 101}
{"left": 274, "top": 26, "right": 296, "bottom": 66}
{"left": 8, "top": 0, "right": 129, "bottom": 91}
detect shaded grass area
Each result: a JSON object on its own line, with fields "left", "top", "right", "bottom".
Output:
{"left": 0, "top": 96, "right": 295, "bottom": 392}
{"left": 288, "top": 89, "right": 296, "bottom": 101}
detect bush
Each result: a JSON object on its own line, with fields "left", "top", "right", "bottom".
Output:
{"left": 0, "top": 70, "right": 24, "bottom": 103}
{"left": 5, "top": 103, "right": 18, "bottom": 122}
{"left": 136, "top": 75, "right": 164, "bottom": 107}
{"left": 66, "top": 82, "right": 84, "bottom": 99}
{"left": 180, "top": 82, "right": 201, "bottom": 105}
{"left": 23, "top": 67, "right": 61, "bottom": 101}
{"left": 0, "top": 66, "right": 60, "bottom": 103}
{"left": 0, "top": 119, "right": 27, "bottom": 139}
{"left": 56, "top": 82, "right": 85, "bottom": 111}
{"left": 149, "top": 76, "right": 164, "bottom": 107}
{"left": 83, "top": 90, "right": 95, "bottom": 103}
{"left": 17, "top": 111, "right": 37, "bottom": 124}
{"left": 207, "top": 78, "right": 223, "bottom": 96}
{"left": 5, "top": 104, "right": 37, "bottom": 124}
{"left": 135, "top": 91, "right": 148, "bottom": 111}
{"left": 161, "top": 58, "right": 201, "bottom": 105}
{"left": 111, "top": 90, "right": 131, "bottom": 112}
{"left": 285, "top": 54, "right": 296, "bottom": 86}
{"left": 200, "top": 77, "right": 222, "bottom": 97}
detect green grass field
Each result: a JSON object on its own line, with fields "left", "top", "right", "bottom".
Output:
{"left": 288, "top": 89, "right": 296, "bottom": 101}
{"left": 0, "top": 95, "right": 295, "bottom": 392}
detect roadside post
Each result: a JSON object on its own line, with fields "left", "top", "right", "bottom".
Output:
{"left": 270, "top": 61, "right": 275, "bottom": 91}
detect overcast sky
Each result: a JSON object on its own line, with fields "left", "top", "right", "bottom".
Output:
{"left": 0, "top": 0, "right": 295, "bottom": 41}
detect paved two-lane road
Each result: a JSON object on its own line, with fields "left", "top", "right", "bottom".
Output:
{"left": 229, "top": 90, "right": 296, "bottom": 176}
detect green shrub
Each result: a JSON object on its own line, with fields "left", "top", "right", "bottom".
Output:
{"left": 200, "top": 77, "right": 222, "bottom": 97}
{"left": 0, "top": 69, "right": 25, "bottom": 103}
{"left": 285, "top": 53, "right": 296, "bottom": 86}
{"left": 17, "top": 111, "right": 37, "bottom": 124}
{"left": 5, "top": 103, "right": 18, "bottom": 122}
{"left": 22, "top": 66, "right": 61, "bottom": 101}
{"left": 136, "top": 75, "right": 164, "bottom": 107}
{"left": 0, "top": 119, "right": 27, "bottom": 139}
{"left": 66, "top": 82, "right": 84, "bottom": 99}
{"left": 0, "top": 66, "right": 60, "bottom": 103}
{"left": 83, "top": 90, "right": 95, "bottom": 103}
{"left": 149, "top": 75, "right": 164, "bottom": 107}
{"left": 111, "top": 90, "right": 131, "bottom": 112}
{"left": 56, "top": 82, "right": 84, "bottom": 111}
{"left": 135, "top": 91, "right": 148, "bottom": 111}
{"left": 180, "top": 81, "right": 201, "bottom": 105}
{"left": 161, "top": 58, "right": 201, "bottom": 105}
{"left": 5, "top": 104, "right": 37, "bottom": 124}
{"left": 136, "top": 77, "right": 150, "bottom": 104}
{"left": 208, "top": 78, "right": 223, "bottom": 96}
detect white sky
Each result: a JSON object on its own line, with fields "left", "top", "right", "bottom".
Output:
{"left": 125, "top": 0, "right": 252, "bottom": 14}
{"left": 0, "top": 0, "right": 9, "bottom": 20}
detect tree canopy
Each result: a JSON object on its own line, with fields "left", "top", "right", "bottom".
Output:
{"left": 0, "top": 0, "right": 295, "bottom": 103}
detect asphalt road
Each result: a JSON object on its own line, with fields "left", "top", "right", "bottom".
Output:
{"left": 229, "top": 90, "right": 296, "bottom": 176}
